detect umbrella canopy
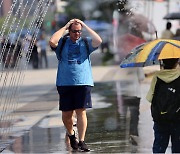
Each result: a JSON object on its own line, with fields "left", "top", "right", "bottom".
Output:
{"left": 163, "top": 12, "right": 180, "bottom": 20}
{"left": 120, "top": 39, "right": 180, "bottom": 68}
{"left": 116, "top": 33, "right": 146, "bottom": 57}
{"left": 128, "top": 13, "right": 156, "bottom": 34}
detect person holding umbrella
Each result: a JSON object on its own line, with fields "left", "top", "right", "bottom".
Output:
{"left": 120, "top": 38, "right": 180, "bottom": 153}
{"left": 146, "top": 58, "right": 180, "bottom": 153}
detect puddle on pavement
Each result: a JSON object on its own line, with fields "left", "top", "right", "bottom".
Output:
{"left": 5, "top": 81, "right": 142, "bottom": 153}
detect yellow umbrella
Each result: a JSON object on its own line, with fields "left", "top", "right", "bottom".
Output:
{"left": 120, "top": 39, "right": 180, "bottom": 68}
{"left": 135, "top": 39, "right": 180, "bottom": 62}
{"left": 158, "top": 43, "right": 180, "bottom": 59}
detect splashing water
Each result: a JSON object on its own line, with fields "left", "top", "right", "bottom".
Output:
{"left": 0, "top": 0, "right": 52, "bottom": 152}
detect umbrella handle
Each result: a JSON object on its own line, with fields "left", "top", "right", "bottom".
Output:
{"left": 155, "top": 31, "right": 158, "bottom": 39}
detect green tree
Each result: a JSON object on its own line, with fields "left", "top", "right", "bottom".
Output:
{"left": 64, "top": 0, "right": 85, "bottom": 20}
{"left": 64, "top": 0, "right": 128, "bottom": 22}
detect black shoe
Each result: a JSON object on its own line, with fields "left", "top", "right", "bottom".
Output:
{"left": 78, "top": 141, "right": 90, "bottom": 152}
{"left": 68, "top": 131, "right": 79, "bottom": 150}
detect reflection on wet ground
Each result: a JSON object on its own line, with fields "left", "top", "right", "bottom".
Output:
{"left": 87, "top": 82, "right": 140, "bottom": 153}
{"left": 5, "top": 81, "right": 145, "bottom": 153}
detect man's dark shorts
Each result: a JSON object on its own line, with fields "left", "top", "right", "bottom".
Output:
{"left": 57, "top": 85, "right": 92, "bottom": 111}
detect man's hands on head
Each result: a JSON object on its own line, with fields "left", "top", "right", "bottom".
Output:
{"left": 74, "top": 19, "right": 85, "bottom": 27}
{"left": 62, "top": 18, "right": 102, "bottom": 48}
{"left": 65, "top": 19, "right": 85, "bottom": 30}
{"left": 65, "top": 19, "right": 75, "bottom": 30}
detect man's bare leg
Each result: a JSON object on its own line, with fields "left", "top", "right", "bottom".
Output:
{"left": 62, "top": 110, "right": 79, "bottom": 150}
{"left": 62, "top": 111, "right": 74, "bottom": 135}
{"left": 75, "top": 108, "right": 90, "bottom": 151}
{"left": 75, "top": 108, "right": 87, "bottom": 141}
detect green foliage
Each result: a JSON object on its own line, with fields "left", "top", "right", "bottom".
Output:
{"left": 64, "top": 0, "right": 85, "bottom": 20}
{"left": 0, "top": 16, "right": 5, "bottom": 27}
{"left": 102, "top": 50, "right": 114, "bottom": 65}
{"left": 97, "top": 1, "right": 117, "bottom": 21}
{"left": 63, "top": 0, "right": 128, "bottom": 22}
{"left": 0, "top": 16, "right": 32, "bottom": 35}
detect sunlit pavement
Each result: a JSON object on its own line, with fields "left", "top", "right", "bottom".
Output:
{"left": 1, "top": 52, "right": 172, "bottom": 153}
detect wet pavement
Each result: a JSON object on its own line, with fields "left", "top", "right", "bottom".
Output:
{"left": 3, "top": 80, "right": 154, "bottom": 153}
{"left": 0, "top": 52, "right": 164, "bottom": 153}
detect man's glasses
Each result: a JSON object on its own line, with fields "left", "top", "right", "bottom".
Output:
{"left": 71, "top": 29, "right": 82, "bottom": 33}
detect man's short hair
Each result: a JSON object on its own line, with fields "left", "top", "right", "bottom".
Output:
{"left": 69, "top": 22, "right": 82, "bottom": 31}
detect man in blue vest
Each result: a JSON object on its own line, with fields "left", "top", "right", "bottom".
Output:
{"left": 49, "top": 19, "right": 102, "bottom": 152}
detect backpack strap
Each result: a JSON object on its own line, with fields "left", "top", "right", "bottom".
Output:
{"left": 82, "top": 37, "right": 90, "bottom": 55}
{"left": 58, "top": 37, "right": 90, "bottom": 61}
{"left": 58, "top": 36, "right": 68, "bottom": 61}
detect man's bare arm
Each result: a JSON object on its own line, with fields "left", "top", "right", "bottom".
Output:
{"left": 75, "top": 19, "right": 102, "bottom": 48}
{"left": 49, "top": 19, "right": 75, "bottom": 48}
